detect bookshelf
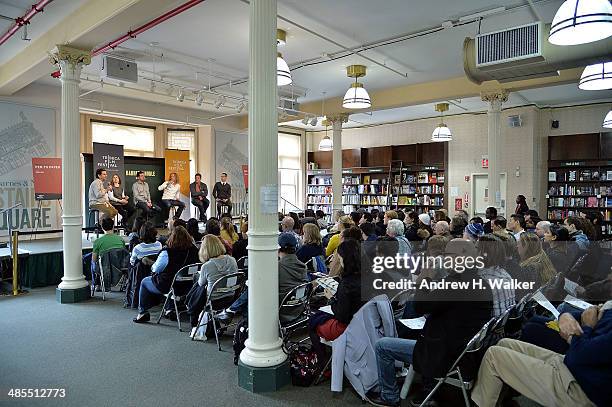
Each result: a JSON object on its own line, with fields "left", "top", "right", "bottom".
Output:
{"left": 546, "top": 132, "right": 612, "bottom": 237}
{"left": 306, "top": 142, "right": 447, "bottom": 221}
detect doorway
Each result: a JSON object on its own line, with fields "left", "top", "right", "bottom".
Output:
{"left": 472, "top": 173, "right": 507, "bottom": 218}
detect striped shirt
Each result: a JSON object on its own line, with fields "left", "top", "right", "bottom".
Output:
{"left": 478, "top": 266, "right": 516, "bottom": 317}
{"left": 130, "top": 241, "right": 162, "bottom": 265}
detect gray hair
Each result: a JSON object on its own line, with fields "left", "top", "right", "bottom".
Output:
{"left": 435, "top": 221, "right": 450, "bottom": 234}
{"left": 281, "top": 216, "right": 294, "bottom": 231}
{"left": 386, "top": 219, "right": 405, "bottom": 237}
{"left": 536, "top": 220, "right": 551, "bottom": 233}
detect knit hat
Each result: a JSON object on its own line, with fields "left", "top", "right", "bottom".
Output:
{"left": 418, "top": 213, "right": 431, "bottom": 226}
{"left": 278, "top": 232, "right": 298, "bottom": 250}
{"left": 465, "top": 223, "right": 484, "bottom": 239}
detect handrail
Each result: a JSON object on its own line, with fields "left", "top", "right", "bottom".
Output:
{"left": 281, "top": 197, "right": 304, "bottom": 214}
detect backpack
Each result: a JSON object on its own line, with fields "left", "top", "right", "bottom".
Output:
{"left": 289, "top": 344, "right": 319, "bottom": 387}
{"left": 233, "top": 318, "right": 249, "bottom": 365}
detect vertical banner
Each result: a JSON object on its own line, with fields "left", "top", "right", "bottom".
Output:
{"left": 93, "top": 142, "right": 125, "bottom": 184}
{"left": 0, "top": 102, "right": 57, "bottom": 235}
{"left": 164, "top": 149, "right": 190, "bottom": 220}
{"left": 32, "top": 158, "right": 62, "bottom": 200}
{"left": 241, "top": 165, "right": 249, "bottom": 191}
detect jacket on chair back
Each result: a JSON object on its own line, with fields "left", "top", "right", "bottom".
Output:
{"left": 152, "top": 245, "right": 200, "bottom": 294}
{"left": 331, "top": 295, "right": 397, "bottom": 397}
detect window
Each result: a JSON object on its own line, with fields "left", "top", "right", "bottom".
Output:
{"left": 167, "top": 129, "right": 196, "bottom": 182}
{"left": 278, "top": 132, "right": 302, "bottom": 211}
{"left": 92, "top": 121, "right": 155, "bottom": 157}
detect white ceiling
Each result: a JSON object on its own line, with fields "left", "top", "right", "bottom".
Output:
{"left": 0, "top": 0, "right": 89, "bottom": 65}
{"left": 12, "top": 0, "right": 612, "bottom": 124}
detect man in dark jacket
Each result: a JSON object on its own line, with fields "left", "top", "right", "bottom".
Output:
{"left": 212, "top": 172, "right": 232, "bottom": 216}
{"left": 371, "top": 239, "right": 492, "bottom": 406}
{"left": 278, "top": 232, "right": 309, "bottom": 322}
{"left": 189, "top": 173, "right": 209, "bottom": 221}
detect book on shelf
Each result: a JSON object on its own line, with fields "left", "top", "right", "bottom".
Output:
{"left": 587, "top": 197, "right": 598, "bottom": 207}
{"left": 428, "top": 173, "right": 437, "bottom": 183}
{"left": 417, "top": 172, "right": 428, "bottom": 184}
{"left": 363, "top": 175, "right": 371, "bottom": 184}
{"left": 608, "top": 171, "right": 612, "bottom": 181}
{"left": 548, "top": 172, "right": 556, "bottom": 182}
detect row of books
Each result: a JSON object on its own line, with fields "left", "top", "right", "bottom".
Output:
{"left": 307, "top": 196, "right": 332, "bottom": 204}
{"left": 343, "top": 176, "right": 360, "bottom": 185}
{"left": 310, "top": 176, "right": 331, "bottom": 185}
{"left": 307, "top": 186, "right": 333, "bottom": 195}
{"left": 362, "top": 195, "right": 388, "bottom": 205}
{"left": 307, "top": 204, "right": 332, "bottom": 214}
{"left": 417, "top": 172, "right": 444, "bottom": 184}
{"left": 547, "top": 185, "right": 612, "bottom": 196}
{"left": 548, "top": 169, "right": 612, "bottom": 182}
{"left": 342, "top": 195, "right": 360, "bottom": 204}
{"left": 343, "top": 185, "right": 359, "bottom": 194}
{"left": 362, "top": 176, "right": 388, "bottom": 185}
{"left": 359, "top": 184, "right": 388, "bottom": 195}
{"left": 417, "top": 185, "right": 444, "bottom": 194}
{"left": 547, "top": 197, "right": 609, "bottom": 208}
{"left": 391, "top": 185, "right": 417, "bottom": 195}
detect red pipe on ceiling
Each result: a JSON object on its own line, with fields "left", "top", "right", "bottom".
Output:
{"left": 50, "top": 0, "right": 205, "bottom": 78}
{"left": 0, "top": 0, "right": 54, "bottom": 47}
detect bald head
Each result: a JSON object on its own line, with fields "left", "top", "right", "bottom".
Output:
{"left": 281, "top": 216, "right": 294, "bottom": 232}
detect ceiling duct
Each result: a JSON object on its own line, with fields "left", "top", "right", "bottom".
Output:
{"left": 464, "top": 23, "right": 611, "bottom": 84}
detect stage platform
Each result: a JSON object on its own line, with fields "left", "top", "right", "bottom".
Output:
{"left": 0, "top": 233, "right": 129, "bottom": 289}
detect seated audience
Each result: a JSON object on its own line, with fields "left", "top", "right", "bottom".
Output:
{"left": 220, "top": 216, "right": 239, "bottom": 247}
{"left": 360, "top": 222, "right": 378, "bottom": 242}
{"left": 186, "top": 218, "right": 203, "bottom": 242}
{"left": 281, "top": 216, "right": 302, "bottom": 249}
{"left": 450, "top": 215, "right": 468, "bottom": 239}
{"left": 565, "top": 216, "right": 590, "bottom": 252}
{"left": 584, "top": 211, "right": 603, "bottom": 241}
{"left": 359, "top": 211, "right": 374, "bottom": 225}
{"left": 492, "top": 216, "right": 512, "bottom": 241}
{"left": 187, "top": 234, "right": 238, "bottom": 330}
{"left": 477, "top": 234, "right": 515, "bottom": 317}
{"left": 296, "top": 223, "right": 325, "bottom": 264}
{"left": 464, "top": 222, "right": 485, "bottom": 242}
{"left": 205, "top": 218, "right": 232, "bottom": 255}
{"left": 92, "top": 217, "right": 126, "bottom": 266}
{"left": 129, "top": 222, "right": 162, "bottom": 265}
{"left": 386, "top": 219, "right": 411, "bottom": 255}
{"left": 232, "top": 221, "right": 249, "bottom": 261}
{"left": 315, "top": 210, "right": 328, "bottom": 229}
{"left": 516, "top": 233, "right": 556, "bottom": 296}
{"left": 128, "top": 216, "right": 145, "bottom": 252}
{"left": 544, "top": 224, "right": 573, "bottom": 274}
{"left": 342, "top": 225, "right": 363, "bottom": 242}
{"left": 433, "top": 220, "right": 451, "bottom": 240}
{"left": 508, "top": 214, "right": 526, "bottom": 241}
{"left": 371, "top": 239, "right": 492, "bottom": 406}
{"left": 133, "top": 226, "right": 199, "bottom": 323}
{"left": 416, "top": 213, "right": 433, "bottom": 241}
{"left": 472, "top": 302, "right": 612, "bottom": 407}
{"left": 325, "top": 215, "right": 353, "bottom": 257}
{"left": 535, "top": 220, "right": 551, "bottom": 239}
{"left": 483, "top": 206, "right": 497, "bottom": 234}
{"left": 470, "top": 216, "right": 484, "bottom": 225}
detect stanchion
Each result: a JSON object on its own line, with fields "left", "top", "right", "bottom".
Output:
{"left": 11, "top": 230, "right": 18, "bottom": 296}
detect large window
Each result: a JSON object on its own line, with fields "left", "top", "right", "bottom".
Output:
{"left": 92, "top": 121, "right": 155, "bottom": 157}
{"left": 278, "top": 132, "right": 302, "bottom": 211}
{"left": 167, "top": 129, "right": 196, "bottom": 182}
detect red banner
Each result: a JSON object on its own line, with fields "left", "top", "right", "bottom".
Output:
{"left": 32, "top": 157, "right": 62, "bottom": 200}
{"left": 241, "top": 165, "right": 249, "bottom": 190}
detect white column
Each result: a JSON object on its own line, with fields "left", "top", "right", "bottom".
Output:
{"left": 482, "top": 90, "right": 508, "bottom": 212}
{"left": 240, "top": 0, "right": 285, "bottom": 368}
{"left": 50, "top": 46, "right": 91, "bottom": 292}
{"left": 330, "top": 114, "right": 348, "bottom": 219}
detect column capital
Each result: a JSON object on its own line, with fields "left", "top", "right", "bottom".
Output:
{"left": 325, "top": 113, "right": 349, "bottom": 125}
{"left": 49, "top": 45, "right": 91, "bottom": 68}
{"left": 480, "top": 89, "right": 509, "bottom": 104}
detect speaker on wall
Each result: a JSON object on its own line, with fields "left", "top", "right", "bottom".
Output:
{"left": 551, "top": 120, "right": 559, "bottom": 129}
{"left": 508, "top": 114, "right": 522, "bottom": 127}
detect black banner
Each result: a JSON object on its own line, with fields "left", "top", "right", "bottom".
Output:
{"left": 93, "top": 142, "right": 124, "bottom": 185}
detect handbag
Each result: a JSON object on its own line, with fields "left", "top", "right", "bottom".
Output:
{"left": 289, "top": 344, "right": 319, "bottom": 387}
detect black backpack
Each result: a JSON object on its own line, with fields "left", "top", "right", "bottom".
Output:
{"left": 289, "top": 344, "right": 319, "bottom": 387}
{"left": 233, "top": 318, "right": 249, "bottom": 365}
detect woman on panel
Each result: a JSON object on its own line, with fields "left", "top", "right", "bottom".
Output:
{"left": 158, "top": 172, "right": 185, "bottom": 220}
{"left": 107, "top": 174, "right": 135, "bottom": 227}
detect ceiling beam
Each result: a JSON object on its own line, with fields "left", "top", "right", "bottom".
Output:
{"left": 0, "top": 0, "right": 184, "bottom": 96}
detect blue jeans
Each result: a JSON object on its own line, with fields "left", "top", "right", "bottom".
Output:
{"left": 139, "top": 276, "right": 162, "bottom": 313}
{"left": 229, "top": 290, "right": 248, "bottom": 315}
{"left": 375, "top": 337, "right": 416, "bottom": 403}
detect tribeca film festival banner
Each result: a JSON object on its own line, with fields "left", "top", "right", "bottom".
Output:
{"left": 0, "top": 101, "right": 58, "bottom": 235}
{"left": 32, "top": 158, "right": 62, "bottom": 200}
{"left": 164, "top": 149, "right": 190, "bottom": 220}
{"left": 93, "top": 142, "right": 125, "bottom": 183}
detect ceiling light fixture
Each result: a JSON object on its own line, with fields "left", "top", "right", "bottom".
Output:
{"left": 277, "top": 29, "right": 292, "bottom": 86}
{"left": 549, "top": 0, "right": 612, "bottom": 46}
{"left": 176, "top": 88, "right": 184, "bottom": 102}
{"left": 579, "top": 61, "right": 612, "bottom": 90}
{"left": 603, "top": 109, "right": 612, "bottom": 128}
{"left": 301, "top": 116, "right": 310, "bottom": 125}
{"left": 195, "top": 92, "right": 204, "bottom": 106}
{"left": 236, "top": 101, "right": 246, "bottom": 113}
{"left": 342, "top": 65, "right": 371, "bottom": 109}
{"left": 431, "top": 103, "right": 452, "bottom": 142}
{"left": 319, "top": 118, "right": 333, "bottom": 151}
{"left": 214, "top": 95, "right": 226, "bottom": 109}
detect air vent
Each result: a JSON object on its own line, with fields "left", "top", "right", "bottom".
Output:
{"left": 476, "top": 22, "right": 543, "bottom": 68}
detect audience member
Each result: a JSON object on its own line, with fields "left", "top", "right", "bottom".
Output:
{"left": 432, "top": 220, "right": 451, "bottom": 239}
{"left": 205, "top": 218, "right": 233, "bottom": 254}
{"left": 186, "top": 218, "right": 203, "bottom": 242}
{"left": 128, "top": 216, "right": 145, "bottom": 251}
{"left": 360, "top": 222, "right": 378, "bottom": 242}
{"left": 326, "top": 215, "right": 353, "bottom": 257}
{"left": 515, "top": 194, "right": 529, "bottom": 215}
{"left": 464, "top": 222, "right": 485, "bottom": 242}
{"left": 386, "top": 219, "right": 411, "bottom": 255}
{"left": 133, "top": 226, "right": 199, "bottom": 323}
{"left": 281, "top": 216, "right": 302, "bottom": 249}
{"left": 315, "top": 210, "right": 328, "bottom": 229}
{"left": 584, "top": 211, "right": 603, "bottom": 241}
{"left": 535, "top": 220, "right": 551, "bottom": 239}
{"left": 517, "top": 233, "right": 556, "bottom": 295}
{"left": 359, "top": 211, "right": 373, "bottom": 225}
{"left": 404, "top": 211, "right": 419, "bottom": 241}
{"left": 342, "top": 225, "right": 363, "bottom": 242}
{"left": 543, "top": 224, "right": 573, "bottom": 274}
{"left": 92, "top": 217, "right": 125, "bottom": 266}
{"left": 564, "top": 216, "right": 590, "bottom": 252}
{"left": 296, "top": 223, "right": 324, "bottom": 264}
{"left": 374, "top": 211, "right": 387, "bottom": 236}
{"left": 220, "top": 217, "right": 239, "bottom": 247}
{"left": 508, "top": 214, "right": 526, "bottom": 241}
{"left": 470, "top": 216, "right": 484, "bottom": 224}
{"left": 483, "top": 206, "right": 497, "bottom": 234}
{"left": 232, "top": 221, "right": 249, "bottom": 261}
{"left": 129, "top": 222, "right": 162, "bottom": 265}
{"left": 477, "top": 234, "right": 516, "bottom": 317}
{"left": 455, "top": 209, "right": 469, "bottom": 223}
{"left": 450, "top": 215, "right": 468, "bottom": 239}
{"left": 350, "top": 211, "right": 362, "bottom": 226}
{"left": 472, "top": 302, "right": 612, "bottom": 407}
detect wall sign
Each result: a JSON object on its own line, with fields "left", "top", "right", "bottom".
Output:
{"left": 481, "top": 155, "right": 489, "bottom": 169}
{"left": 32, "top": 157, "right": 62, "bottom": 200}
{"left": 455, "top": 198, "right": 463, "bottom": 211}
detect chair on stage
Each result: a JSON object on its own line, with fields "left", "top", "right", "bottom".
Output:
{"left": 86, "top": 209, "right": 101, "bottom": 240}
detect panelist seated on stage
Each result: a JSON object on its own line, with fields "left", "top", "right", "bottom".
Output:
{"left": 132, "top": 171, "right": 161, "bottom": 218}
{"left": 88, "top": 168, "right": 118, "bottom": 220}
{"left": 212, "top": 172, "right": 232, "bottom": 216}
{"left": 107, "top": 174, "right": 135, "bottom": 227}
{"left": 158, "top": 172, "right": 185, "bottom": 220}
{"left": 189, "top": 173, "right": 209, "bottom": 222}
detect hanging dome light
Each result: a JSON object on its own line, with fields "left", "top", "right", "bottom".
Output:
{"left": 603, "top": 109, "right": 612, "bottom": 128}
{"left": 579, "top": 62, "right": 612, "bottom": 90}
{"left": 431, "top": 103, "right": 452, "bottom": 142}
{"left": 319, "top": 118, "right": 333, "bottom": 151}
{"left": 277, "top": 53, "right": 292, "bottom": 86}
{"left": 342, "top": 65, "right": 371, "bottom": 109}
{"left": 549, "top": 0, "right": 612, "bottom": 46}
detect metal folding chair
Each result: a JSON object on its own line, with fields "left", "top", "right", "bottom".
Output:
{"left": 236, "top": 256, "right": 248, "bottom": 270}
{"left": 91, "top": 248, "right": 130, "bottom": 301}
{"left": 156, "top": 263, "right": 202, "bottom": 331}
{"left": 279, "top": 281, "right": 313, "bottom": 350}
{"left": 193, "top": 271, "right": 246, "bottom": 350}
{"left": 389, "top": 289, "right": 412, "bottom": 320}
{"left": 418, "top": 317, "right": 497, "bottom": 407}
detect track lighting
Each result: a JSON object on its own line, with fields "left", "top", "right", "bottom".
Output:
{"left": 195, "top": 92, "right": 204, "bottom": 106}
{"left": 214, "top": 95, "right": 226, "bottom": 109}
{"left": 176, "top": 88, "right": 184, "bottom": 102}
{"left": 309, "top": 116, "right": 318, "bottom": 126}
{"left": 301, "top": 116, "right": 310, "bottom": 125}
{"left": 236, "top": 101, "right": 246, "bottom": 113}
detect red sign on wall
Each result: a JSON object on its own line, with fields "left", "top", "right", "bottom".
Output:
{"left": 32, "top": 157, "right": 62, "bottom": 200}
{"left": 241, "top": 165, "right": 249, "bottom": 190}
{"left": 455, "top": 198, "right": 463, "bottom": 211}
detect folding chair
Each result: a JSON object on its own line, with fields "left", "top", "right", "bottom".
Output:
{"left": 92, "top": 248, "right": 130, "bottom": 301}
{"left": 279, "top": 281, "right": 313, "bottom": 350}
{"left": 418, "top": 317, "right": 497, "bottom": 407}
{"left": 389, "top": 289, "right": 412, "bottom": 320}
{"left": 156, "top": 263, "right": 202, "bottom": 331}
{"left": 193, "top": 271, "right": 246, "bottom": 350}
{"left": 236, "top": 256, "right": 248, "bottom": 270}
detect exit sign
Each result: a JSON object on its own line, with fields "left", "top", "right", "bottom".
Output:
{"left": 482, "top": 155, "right": 489, "bottom": 168}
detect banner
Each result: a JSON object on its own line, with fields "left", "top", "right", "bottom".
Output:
{"left": 241, "top": 165, "right": 249, "bottom": 190}
{"left": 32, "top": 158, "right": 62, "bottom": 200}
{"left": 93, "top": 142, "right": 124, "bottom": 184}
{"left": 0, "top": 101, "right": 57, "bottom": 234}
{"left": 164, "top": 149, "right": 190, "bottom": 196}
